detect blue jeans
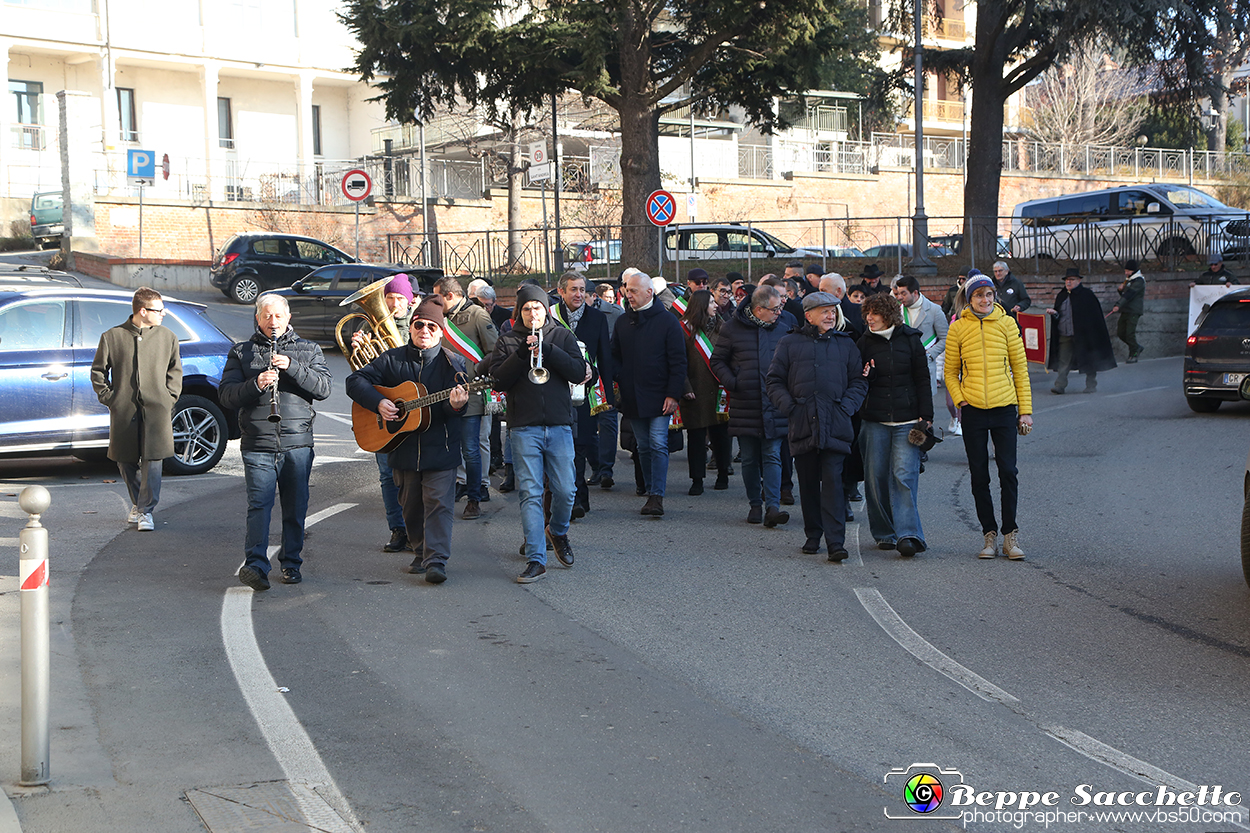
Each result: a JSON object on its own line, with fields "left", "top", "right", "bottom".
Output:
{"left": 859, "top": 421, "right": 924, "bottom": 547}
{"left": 376, "top": 452, "right": 405, "bottom": 531}
{"left": 597, "top": 410, "right": 620, "bottom": 478}
{"left": 738, "top": 435, "right": 782, "bottom": 508}
{"left": 462, "top": 414, "right": 483, "bottom": 501}
{"left": 241, "top": 446, "right": 314, "bottom": 576}
{"left": 631, "top": 416, "right": 671, "bottom": 497}
{"left": 511, "top": 425, "right": 575, "bottom": 565}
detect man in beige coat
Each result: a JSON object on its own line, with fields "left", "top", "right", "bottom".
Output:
{"left": 90, "top": 287, "right": 183, "bottom": 531}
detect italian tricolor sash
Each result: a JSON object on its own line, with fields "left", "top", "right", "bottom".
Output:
{"left": 903, "top": 304, "right": 937, "bottom": 349}
{"left": 442, "top": 317, "right": 505, "bottom": 411}
{"left": 550, "top": 304, "right": 611, "bottom": 415}
{"left": 672, "top": 293, "right": 688, "bottom": 316}
{"left": 678, "top": 320, "right": 730, "bottom": 424}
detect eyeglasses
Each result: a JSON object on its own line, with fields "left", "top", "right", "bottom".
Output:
{"left": 411, "top": 321, "right": 441, "bottom": 332}
{"left": 762, "top": 304, "right": 784, "bottom": 313}
{"left": 144, "top": 307, "right": 166, "bottom": 314}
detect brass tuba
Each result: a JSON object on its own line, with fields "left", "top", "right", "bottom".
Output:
{"left": 334, "top": 276, "right": 406, "bottom": 370}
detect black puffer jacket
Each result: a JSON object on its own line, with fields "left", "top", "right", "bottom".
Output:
{"left": 488, "top": 319, "right": 589, "bottom": 428}
{"left": 856, "top": 325, "right": 933, "bottom": 424}
{"left": 765, "top": 324, "right": 868, "bottom": 456}
{"left": 709, "top": 303, "right": 796, "bottom": 439}
{"left": 219, "top": 328, "right": 331, "bottom": 452}
{"left": 346, "top": 343, "right": 466, "bottom": 472}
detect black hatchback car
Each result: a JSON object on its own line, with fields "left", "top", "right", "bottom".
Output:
{"left": 260, "top": 263, "right": 443, "bottom": 343}
{"left": 1183, "top": 287, "right": 1250, "bottom": 412}
{"left": 210, "top": 232, "right": 356, "bottom": 305}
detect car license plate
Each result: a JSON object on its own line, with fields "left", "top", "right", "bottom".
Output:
{"left": 1224, "top": 373, "right": 1246, "bottom": 385}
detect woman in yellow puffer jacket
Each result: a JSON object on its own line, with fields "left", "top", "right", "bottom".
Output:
{"left": 944, "top": 274, "right": 1034, "bottom": 560}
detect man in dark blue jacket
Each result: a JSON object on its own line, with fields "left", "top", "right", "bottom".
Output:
{"left": 710, "top": 284, "right": 796, "bottom": 527}
{"left": 553, "top": 272, "right": 612, "bottom": 516}
{"left": 766, "top": 292, "right": 869, "bottom": 561}
{"left": 346, "top": 296, "right": 469, "bottom": 583}
{"left": 488, "top": 284, "right": 591, "bottom": 583}
{"left": 220, "top": 295, "right": 332, "bottom": 591}
{"left": 612, "top": 270, "right": 687, "bottom": 517}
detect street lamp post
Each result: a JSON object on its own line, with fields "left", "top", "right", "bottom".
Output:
{"left": 907, "top": 0, "right": 937, "bottom": 276}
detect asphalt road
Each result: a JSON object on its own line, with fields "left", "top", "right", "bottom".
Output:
{"left": 1, "top": 281, "right": 1248, "bottom": 832}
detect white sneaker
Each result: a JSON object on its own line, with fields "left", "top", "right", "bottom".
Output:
{"left": 948, "top": 418, "right": 962, "bottom": 437}
{"left": 137, "top": 513, "right": 154, "bottom": 532}
{"left": 126, "top": 505, "right": 141, "bottom": 525}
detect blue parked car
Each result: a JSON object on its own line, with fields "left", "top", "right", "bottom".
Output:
{"left": 0, "top": 284, "right": 239, "bottom": 474}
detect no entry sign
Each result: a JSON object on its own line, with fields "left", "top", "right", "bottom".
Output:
{"left": 646, "top": 189, "right": 676, "bottom": 226}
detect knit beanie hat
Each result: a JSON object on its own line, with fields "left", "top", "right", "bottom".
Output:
{"left": 413, "top": 294, "right": 445, "bottom": 327}
{"left": 515, "top": 284, "right": 549, "bottom": 317}
{"left": 384, "top": 274, "right": 414, "bottom": 303}
{"left": 964, "top": 274, "right": 995, "bottom": 297}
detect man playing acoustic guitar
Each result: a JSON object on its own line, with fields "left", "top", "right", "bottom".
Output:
{"left": 346, "top": 295, "right": 470, "bottom": 584}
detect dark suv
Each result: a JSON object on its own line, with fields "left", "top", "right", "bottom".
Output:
{"left": 261, "top": 264, "right": 442, "bottom": 342}
{"left": 1183, "top": 287, "right": 1250, "bottom": 412}
{"left": 210, "top": 232, "right": 356, "bottom": 304}
{"left": 0, "top": 285, "right": 239, "bottom": 474}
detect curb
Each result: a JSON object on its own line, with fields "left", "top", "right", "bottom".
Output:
{"left": 0, "top": 790, "right": 21, "bottom": 833}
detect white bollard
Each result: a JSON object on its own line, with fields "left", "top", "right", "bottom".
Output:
{"left": 18, "top": 485, "right": 50, "bottom": 786}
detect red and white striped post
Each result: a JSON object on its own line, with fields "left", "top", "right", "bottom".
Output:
{"left": 18, "top": 485, "right": 50, "bottom": 786}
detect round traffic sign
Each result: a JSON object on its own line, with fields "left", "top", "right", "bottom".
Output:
{"left": 341, "top": 169, "right": 372, "bottom": 202}
{"left": 646, "top": 189, "right": 676, "bottom": 226}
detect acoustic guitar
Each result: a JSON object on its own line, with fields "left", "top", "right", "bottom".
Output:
{"left": 352, "top": 376, "right": 496, "bottom": 453}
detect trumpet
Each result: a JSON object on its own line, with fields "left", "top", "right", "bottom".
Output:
{"left": 267, "top": 327, "right": 282, "bottom": 423}
{"left": 527, "top": 325, "right": 550, "bottom": 385}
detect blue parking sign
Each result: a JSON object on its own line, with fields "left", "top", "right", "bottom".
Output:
{"left": 127, "top": 149, "right": 156, "bottom": 183}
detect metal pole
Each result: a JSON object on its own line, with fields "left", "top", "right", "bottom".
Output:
{"left": 541, "top": 182, "right": 550, "bottom": 286}
{"left": 418, "top": 120, "right": 428, "bottom": 266}
{"left": 657, "top": 225, "right": 663, "bottom": 280}
{"left": 551, "top": 93, "right": 563, "bottom": 274}
{"left": 354, "top": 201, "right": 360, "bottom": 260}
{"left": 906, "top": 0, "right": 936, "bottom": 276}
{"left": 138, "top": 181, "right": 144, "bottom": 259}
{"left": 19, "top": 485, "right": 51, "bottom": 786}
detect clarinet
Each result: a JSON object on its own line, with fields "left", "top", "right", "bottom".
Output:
{"left": 267, "top": 327, "right": 282, "bottom": 423}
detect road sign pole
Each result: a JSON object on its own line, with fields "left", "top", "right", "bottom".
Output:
{"left": 656, "top": 225, "right": 662, "bottom": 279}
{"left": 19, "top": 485, "right": 51, "bottom": 786}
{"left": 138, "top": 182, "right": 144, "bottom": 259}
{"left": 355, "top": 201, "right": 360, "bottom": 260}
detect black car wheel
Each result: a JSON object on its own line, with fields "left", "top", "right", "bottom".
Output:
{"left": 165, "top": 395, "right": 228, "bottom": 475}
{"left": 230, "top": 276, "right": 262, "bottom": 304}
{"left": 1242, "top": 473, "right": 1250, "bottom": 589}
{"left": 1185, "top": 395, "right": 1221, "bottom": 413}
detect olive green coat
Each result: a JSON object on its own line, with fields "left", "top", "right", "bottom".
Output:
{"left": 90, "top": 319, "right": 183, "bottom": 462}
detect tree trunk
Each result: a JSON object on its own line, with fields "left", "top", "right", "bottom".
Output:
{"left": 618, "top": 98, "right": 662, "bottom": 274}
{"left": 963, "top": 8, "right": 1009, "bottom": 267}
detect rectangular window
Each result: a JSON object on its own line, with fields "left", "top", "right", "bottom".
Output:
{"left": 217, "top": 97, "right": 234, "bottom": 149}
{"left": 311, "top": 104, "right": 322, "bottom": 156}
{"left": 10, "top": 80, "right": 44, "bottom": 150}
{"left": 117, "top": 87, "right": 138, "bottom": 143}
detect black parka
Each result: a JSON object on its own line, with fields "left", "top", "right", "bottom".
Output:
{"left": 856, "top": 325, "right": 934, "bottom": 424}
{"left": 709, "top": 303, "right": 797, "bottom": 439}
{"left": 765, "top": 324, "right": 868, "bottom": 456}
{"left": 219, "top": 328, "right": 331, "bottom": 452}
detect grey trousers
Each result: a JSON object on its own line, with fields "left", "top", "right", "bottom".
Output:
{"left": 118, "top": 460, "right": 162, "bottom": 514}
{"left": 393, "top": 466, "right": 457, "bottom": 567}
{"left": 1053, "top": 335, "right": 1096, "bottom": 392}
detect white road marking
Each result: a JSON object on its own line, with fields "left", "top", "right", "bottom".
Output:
{"left": 854, "top": 587, "right": 1019, "bottom": 705}
{"left": 845, "top": 521, "right": 863, "bottom": 567}
{"left": 1104, "top": 384, "right": 1169, "bottom": 399}
{"left": 318, "top": 412, "right": 353, "bottom": 426}
{"left": 221, "top": 502, "right": 362, "bottom": 830}
{"left": 856, "top": 587, "right": 1248, "bottom": 827}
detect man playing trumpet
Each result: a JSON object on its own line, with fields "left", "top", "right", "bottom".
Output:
{"left": 346, "top": 295, "right": 469, "bottom": 584}
{"left": 487, "top": 284, "right": 593, "bottom": 583}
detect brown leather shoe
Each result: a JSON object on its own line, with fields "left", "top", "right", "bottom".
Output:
{"left": 640, "top": 495, "right": 665, "bottom": 516}
{"left": 462, "top": 500, "right": 481, "bottom": 520}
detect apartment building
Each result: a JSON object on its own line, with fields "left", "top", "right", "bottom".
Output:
{"left": 1, "top": 0, "right": 387, "bottom": 229}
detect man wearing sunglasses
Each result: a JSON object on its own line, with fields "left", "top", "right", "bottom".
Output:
{"left": 90, "top": 286, "right": 182, "bottom": 533}
{"left": 347, "top": 295, "right": 470, "bottom": 584}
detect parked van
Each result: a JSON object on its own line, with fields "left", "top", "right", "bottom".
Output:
{"left": 1009, "top": 184, "right": 1250, "bottom": 262}
{"left": 29, "top": 191, "right": 63, "bottom": 249}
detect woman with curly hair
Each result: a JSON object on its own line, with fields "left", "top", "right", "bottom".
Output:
{"left": 857, "top": 291, "right": 933, "bottom": 557}
{"left": 679, "top": 289, "right": 732, "bottom": 495}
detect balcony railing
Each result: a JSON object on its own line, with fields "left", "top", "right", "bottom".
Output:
{"left": 905, "top": 99, "right": 965, "bottom": 123}
{"left": 11, "top": 124, "right": 46, "bottom": 151}
{"left": 924, "top": 15, "right": 966, "bottom": 40}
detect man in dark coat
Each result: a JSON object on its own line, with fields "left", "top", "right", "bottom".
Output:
{"left": 765, "top": 292, "right": 869, "bottom": 562}
{"left": 489, "top": 284, "right": 591, "bottom": 582}
{"left": 858, "top": 263, "right": 889, "bottom": 296}
{"left": 221, "top": 294, "right": 332, "bottom": 591}
{"left": 1045, "top": 268, "right": 1117, "bottom": 394}
{"left": 553, "top": 272, "right": 612, "bottom": 515}
{"left": 90, "top": 286, "right": 183, "bottom": 532}
{"left": 1111, "top": 260, "right": 1146, "bottom": 362}
{"left": 612, "top": 270, "right": 687, "bottom": 517}
{"left": 710, "top": 284, "right": 797, "bottom": 527}
{"left": 347, "top": 295, "right": 469, "bottom": 583}
{"left": 991, "top": 261, "right": 1031, "bottom": 319}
